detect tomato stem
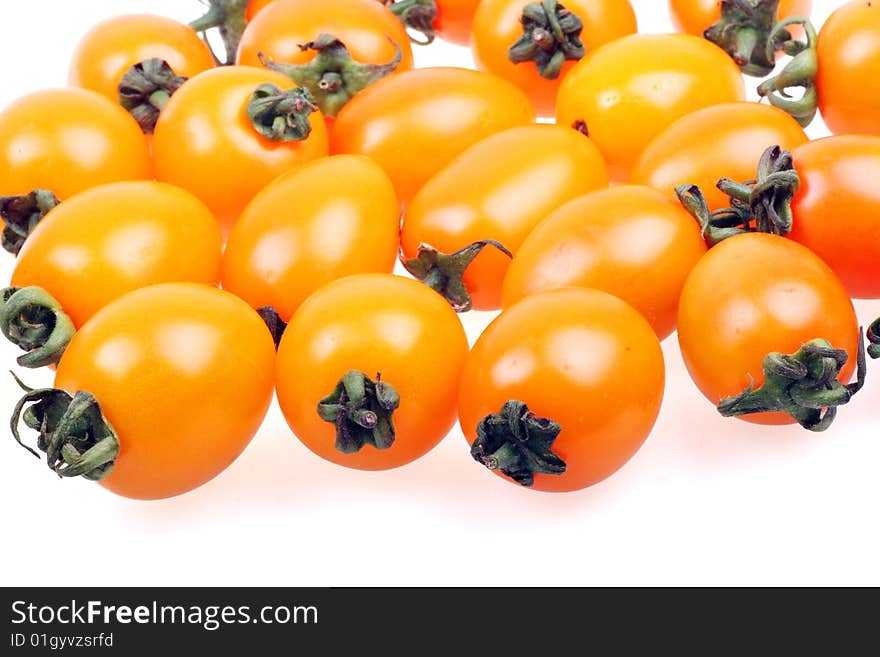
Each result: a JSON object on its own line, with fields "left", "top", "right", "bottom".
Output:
{"left": 189, "top": 0, "right": 249, "bottom": 66}
{"left": 246, "top": 84, "right": 319, "bottom": 141}
{"left": 756, "top": 17, "right": 819, "bottom": 127}
{"left": 868, "top": 320, "right": 880, "bottom": 360}
{"left": 508, "top": 0, "right": 586, "bottom": 80}
{"left": 256, "top": 306, "right": 287, "bottom": 349}
{"left": 1, "top": 287, "right": 75, "bottom": 369}
{"left": 471, "top": 400, "right": 566, "bottom": 487}
{"left": 0, "top": 190, "right": 59, "bottom": 256}
{"left": 383, "top": 0, "right": 438, "bottom": 45}
{"left": 317, "top": 371, "right": 400, "bottom": 454}
{"left": 259, "top": 34, "right": 402, "bottom": 118}
{"left": 704, "top": 0, "right": 783, "bottom": 77}
{"left": 119, "top": 59, "right": 188, "bottom": 134}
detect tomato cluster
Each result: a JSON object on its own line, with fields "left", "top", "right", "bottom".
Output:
{"left": 1, "top": 0, "right": 877, "bottom": 500}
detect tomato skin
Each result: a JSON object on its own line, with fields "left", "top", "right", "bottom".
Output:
{"left": 502, "top": 185, "right": 706, "bottom": 339}
{"left": 276, "top": 274, "right": 469, "bottom": 471}
{"left": 788, "top": 136, "right": 880, "bottom": 299}
{"left": 54, "top": 283, "right": 276, "bottom": 500}
{"left": 401, "top": 125, "right": 608, "bottom": 310}
{"left": 10, "top": 182, "right": 222, "bottom": 328}
{"left": 631, "top": 102, "right": 808, "bottom": 211}
{"left": 677, "top": 233, "right": 859, "bottom": 425}
{"left": 556, "top": 34, "right": 745, "bottom": 181}
{"left": 458, "top": 288, "right": 665, "bottom": 492}
{"left": 222, "top": 155, "right": 400, "bottom": 321}
{"left": 330, "top": 67, "right": 535, "bottom": 203}
{"left": 669, "top": 0, "right": 812, "bottom": 36}
{"left": 434, "top": 0, "right": 481, "bottom": 45}
{"left": 68, "top": 14, "right": 215, "bottom": 104}
{"left": 152, "top": 66, "right": 329, "bottom": 234}
{"left": 472, "top": 0, "right": 637, "bottom": 116}
{"left": 0, "top": 88, "right": 152, "bottom": 200}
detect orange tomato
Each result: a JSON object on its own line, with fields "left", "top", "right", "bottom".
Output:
{"left": 677, "top": 233, "right": 859, "bottom": 425}
{"left": 0, "top": 88, "right": 152, "bottom": 201}
{"left": 434, "top": 0, "right": 481, "bottom": 45}
{"left": 669, "top": 0, "right": 812, "bottom": 36}
{"left": 631, "top": 102, "right": 808, "bottom": 211}
{"left": 556, "top": 34, "right": 745, "bottom": 181}
{"left": 222, "top": 155, "right": 400, "bottom": 321}
{"left": 458, "top": 288, "right": 665, "bottom": 492}
{"left": 276, "top": 274, "right": 469, "bottom": 471}
{"left": 502, "top": 185, "right": 706, "bottom": 339}
{"left": 330, "top": 67, "right": 535, "bottom": 203}
{"left": 401, "top": 124, "right": 608, "bottom": 311}
{"left": 50, "top": 283, "right": 276, "bottom": 500}
{"left": 153, "top": 66, "right": 328, "bottom": 234}
{"left": 472, "top": 0, "right": 637, "bottom": 116}
{"left": 246, "top": 0, "right": 275, "bottom": 20}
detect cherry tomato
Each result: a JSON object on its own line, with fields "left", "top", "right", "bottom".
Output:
{"left": 11, "top": 182, "right": 223, "bottom": 328}
{"left": 0, "top": 88, "right": 152, "bottom": 201}
{"left": 788, "top": 136, "right": 880, "bottom": 299}
{"left": 458, "top": 288, "right": 665, "bottom": 492}
{"left": 246, "top": 0, "right": 276, "bottom": 20}
{"left": 222, "top": 155, "right": 400, "bottom": 321}
{"left": 817, "top": 1, "right": 880, "bottom": 135}
{"left": 678, "top": 233, "right": 859, "bottom": 426}
{"left": 153, "top": 66, "right": 328, "bottom": 234}
{"left": 472, "top": 0, "right": 637, "bottom": 116}
{"left": 401, "top": 124, "right": 608, "bottom": 311}
{"left": 330, "top": 67, "right": 535, "bottom": 203}
{"left": 276, "top": 274, "right": 469, "bottom": 471}
{"left": 433, "top": 0, "right": 481, "bottom": 45}
{"left": 631, "top": 102, "right": 808, "bottom": 211}
{"left": 556, "top": 34, "right": 745, "bottom": 181}
{"left": 669, "top": 0, "right": 812, "bottom": 37}
{"left": 502, "top": 185, "right": 706, "bottom": 339}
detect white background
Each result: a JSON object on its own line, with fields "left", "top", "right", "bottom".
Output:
{"left": 1, "top": 0, "right": 878, "bottom": 587}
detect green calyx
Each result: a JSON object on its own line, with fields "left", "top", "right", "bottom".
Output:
{"left": 718, "top": 334, "right": 867, "bottom": 431}
{"left": 259, "top": 34, "right": 402, "bottom": 118}
{"left": 1, "top": 287, "right": 75, "bottom": 369}
{"left": 401, "top": 241, "right": 512, "bottom": 313}
{"left": 757, "top": 17, "right": 819, "bottom": 128}
{"left": 471, "top": 400, "right": 566, "bottom": 487}
{"left": 509, "top": 0, "right": 585, "bottom": 80}
{"left": 119, "top": 58, "right": 188, "bottom": 134}
{"left": 317, "top": 371, "right": 400, "bottom": 454}
{"left": 189, "top": 0, "right": 249, "bottom": 66}
{"left": 256, "top": 306, "right": 287, "bottom": 350}
{"left": 247, "top": 84, "right": 319, "bottom": 141}
{"left": 384, "top": 0, "right": 438, "bottom": 45}
{"left": 868, "top": 320, "right": 880, "bottom": 360}
{"left": 0, "top": 190, "right": 59, "bottom": 256}
{"left": 10, "top": 374, "right": 119, "bottom": 481}
{"left": 704, "top": 0, "right": 784, "bottom": 77}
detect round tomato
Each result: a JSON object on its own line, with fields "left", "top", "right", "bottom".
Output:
{"left": 330, "top": 67, "right": 535, "bottom": 203}
{"left": 153, "top": 66, "right": 328, "bottom": 234}
{"left": 556, "top": 34, "right": 745, "bottom": 181}
{"left": 669, "top": 0, "right": 812, "bottom": 37}
{"left": 276, "top": 274, "right": 469, "bottom": 471}
{"left": 12, "top": 283, "right": 275, "bottom": 500}
{"left": 631, "top": 102, "right": 808, "bottom": 212}
{"left": 459, "top": 288, "right": 664, "bottom": 492}
{"left": 433, "top": 0, "right": 481, "bottom": 45}
{"left": 678, "top": 233, "right": 860, "bottom": 427}
{"left": 401, "top": 124, "right": 608, "bottom": 311}
{"left": 246, "top": 0, "right": 276, "bottom": 19}
{"left": 472, "top": 0, "right": 637, "bottom": 116}
{"left": 222, "top": 155, "right": 400, "bottom": 322}
{"left": 502, "top": 185, "right": 706, "bottom": 339}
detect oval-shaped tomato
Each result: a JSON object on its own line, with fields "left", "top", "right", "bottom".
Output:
{"left": 817, "top": 1, "right": 880, "bottom": 135}
{"left": 401, "top": 124, "right": 608, "bottom": 311}
{"left": 669, "top": 0, "right": 812, "bottom": 36}
{"left": 276, "top": 274, "right": 469, "bottom": 471}
{"left": 556, "top": 34, "right": 745, "bottom": 181}
{"left": 472, "top": 0, "right": 637, "bottom": 116}
{"left": 0, "top": 88, "right": 152, "bottom": 201}
{"left": 631, "top": 102, "right": 808, "bottom": 211}
{"left": 153, "top": 66, "right": 329, "bottom": 234}
{"left": 459, "top": 288, "right": 664, "bottom": 492}
{"left": 502, "top": 185, "right": 706, "bottom": 339}
{"left": 222, "top": 155, "right": 400, "bottom": 321}
{"left": 330, "top": 67, "right": 535, "bottom": 203}
{"left": 678, "top": 233, "right": 859, "bottom": 426}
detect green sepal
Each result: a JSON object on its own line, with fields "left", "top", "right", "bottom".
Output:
{"left": 384, "top": 0, "right": 438, "bottom": 45}
{"left": 0, "top": 286, "right": 75, "bottom": 369}
{"left": 247, "top": 84, "right": 319, "bottom": 141}
{"left": 508, "top": 0, "right": 585, "bottom": 80}
{"left": 704, "top": 0, "right": 786, "bottom": 77}
{"left": 0, "top": 190, "right": 59, "bottom": 256}
{"left": 756, "top": 17, "right": 819, "bottom": 128}
{"left": 119, "top": 58, "right": 188, "bottom": 134}
{"left": 189, "top": 0, "right": 249, "bottom": 66}
{"left": 317, "top": 371, "right": 401, "bottom": 454}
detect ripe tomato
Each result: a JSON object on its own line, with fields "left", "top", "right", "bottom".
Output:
{"left": 401, "top": 125, "right": 608, "bottom": 311}
{"left": 0, "top": 88, "right": 152, "bottom": 201}
{"left": 246, "top": 0, "right": 275, "bottom": 20}
{"left": 472, "top": 0, "right": 637, "bottom": 116}
{"left": 788, "top": 136, "right": 880, "bottom": 299}
{"left": 631, "top": 102, "right": 808, "bottom": 211}
{"left": 502, "top": 185, "right": 706, "bottom": 339}
{"left": 153, "top": 66, "right": 328, "bottom": 234}
{"left": 276, "top": 274, "right": 469, "bottom": 471}
{"left": 222, "top": 155, "right": 399, "bottom": 322}
{"left": 669, "top": 0, "right": 812, "bottom": 37}
{"left": 10, "top": 182, "right": 222, "bottom": 329}
{"left": 678, "top": 233, "right": 859, "bottom": 426}
{"left": 330, "top": 67, "right": 535, "bottom": 203}
{"left": 817, "top": 1, "right": 880, "bottom": 135}
{"left": 556, "top": 34, "right": 745, "bottom": 181}
{"left": 433, "top": 0, "right": 481, "bottom": 45}
{"left": 458, "top": 288, "right": 664, "bottom": 492}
